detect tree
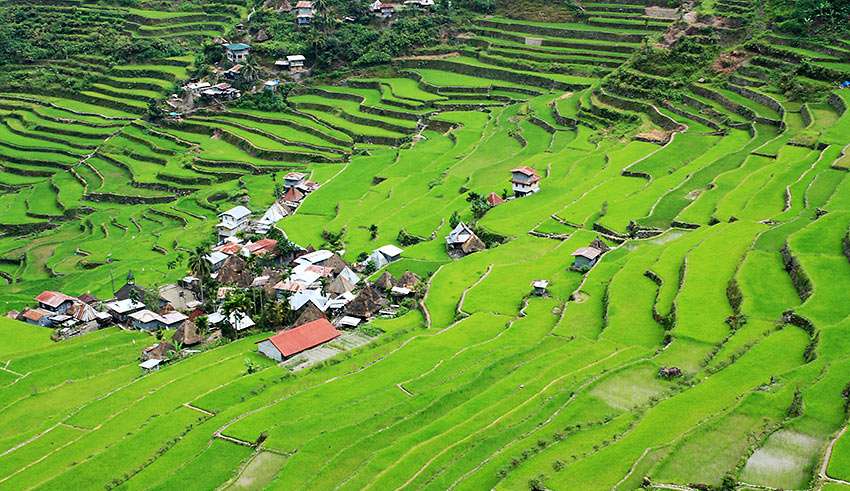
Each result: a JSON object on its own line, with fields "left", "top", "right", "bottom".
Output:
{"left": 449, "top": 210, "right": 460, "bottom": 229}
{"left": 369, "top": 224, "right": 379, "bottom": 240}
{"left": 187, "top": 245, "right": 211, "bottom": 303}
{"left": 221, "top": 291, "right": 253, "bottom": 340}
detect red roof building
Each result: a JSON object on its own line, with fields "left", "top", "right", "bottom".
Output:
{"left": 246, "top": 238, "right": 278, "bottom": 256}
{"left": 283, "top": 187, "right": 305, "bottom": 203}
{"left": 35, "top": 291, "right": 76, "bottom": 312}
{"left": 257, "top": 318, "right": 341, "bottom": 361}
{"left": 486, "top": 192, "right": 504, "bottom": 206}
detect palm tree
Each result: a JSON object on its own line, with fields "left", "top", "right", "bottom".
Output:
{"left": 187, "top": 245, "right": 210, "bottom": 303}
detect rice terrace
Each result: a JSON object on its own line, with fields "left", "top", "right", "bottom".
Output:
{"left": 1, "top": 0, "right": 850, "bottom": 488}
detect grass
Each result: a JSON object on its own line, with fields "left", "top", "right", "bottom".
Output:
{"left": 0, "top": 6, "right": 849, "bottom": 490}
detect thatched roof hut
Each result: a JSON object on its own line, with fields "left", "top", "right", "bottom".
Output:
{"left": 327, "top": 275, "right": 355, "bottom": 296}
{"left": 141, "top": 342, "right": 175, "bottom": 362}
{"left": 217, "top": 255, "right": 253, "bottom": 288}
{"left": 396, "top": 271, "right": 422, "bottom": 290}
{"left": 294, "top": 303, "right": 327, "bottom": 327}
{"left": 173, "top": 321, "right": 203, "bottom": 346}
{"left": 344, "top": 285, "right": 386, "bottom": 319}
{"left": 373, "top": 272, "right": 395, "bottom": 292}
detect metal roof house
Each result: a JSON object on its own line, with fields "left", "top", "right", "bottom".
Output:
{"left": 217, "top": 206, "right": 252, "bottom": 240}
{"left": 571, "top": 247, "right": 603, "bottom": 271}
{"left": 257, "top": 318, "right": 341, "bottom": 362}
{"left": 224, "top": 43, "right": 251, "bottom": 63}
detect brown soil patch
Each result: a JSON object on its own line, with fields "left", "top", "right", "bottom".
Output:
{"left": 712, "top": 50, "right": 750, "bottom": 74}
{"left": 636, "top": 129, "right": 672, "bottom": 143}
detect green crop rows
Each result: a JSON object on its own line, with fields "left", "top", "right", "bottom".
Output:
{"left": 1, "top": 0, "right": 850, "bottom": 489}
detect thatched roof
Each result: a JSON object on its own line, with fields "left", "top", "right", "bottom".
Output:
{"left": 173, "top": 321, "right": 203, "bottom": 346}
{"left": 461, "top": 235, "right": 486, "bottom": 254}
{"left": 141, "top": 342, "right": 175, "bottom": 361}
{"left": 294, "top": 303, "right": 327, "bottom": 326}
{"left": 327, "top": 274, "right": 355, "bottom": 296}
{"left": 396, "top": 271, "right": 422, "bottom": 290}
{"left": 373, "top": 272, "right": 395, "bottom": 292}
{"left": 344, "top": 285, "right": 386, "bottom": 319}
{"left": 590, "top": 237, "right": 611, "bottom": 253}
{"left": 322, "top": 253, "right": 348, "bottom": 275}
{"left": 217, "top": 255, "right": 253, "bottom": 288}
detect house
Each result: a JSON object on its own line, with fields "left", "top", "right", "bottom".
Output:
{"left": 286, "top": 54, "right": 306, "bottom": 72}
{"left": 338, "top": 267, "right": 361, "bottom": 285}
{"left": 445, "top": 222, "right": 485, "bottom": 256}
{"left": 216, "top": 255, "right": 253, "bottom": 288}
{"left": 206, "top": 251, "right": 230, "bottom": 272}
{"left": 114, "top": 278, "right": 166, "bottom": 308}
{"left": 67, "top": 302, "right": 111, "bottom": 325}
{"left": 327, "top": 274, "right": 356, "bottom": 296}
{"left": 571, "top": 247, "right": 603, "bottom": 271}
{"left": 244, "top": 238, "right": 278, "bottom": 257}
{"left": 224, "top": 43, "right": 251, "bottom": 63}
{"left": 264, "top": 79, "right": 281, "bottom": 92}
{"left": 344, "top": 285, "right": 386, "bottom": 319}
{"left": 290, "top": 289, "right": 328, "bottom": 312}
{"left": 255, "top": 201, "right": 289, "bottom": 235}
{"left": 337, "top": 316, "right": 361, "bottom": 328}
{"left": 208, "top": 310, "right": 256, "bottom": 331}
{"left": 106, "top": 298, "right": 146, "bottom": 323}
{"left": 141, "top": 342, "right": 175, "bottom": 362}
{"left": 283, "top": 186, "right": 305, "bottom": 205}
{"left": 77, "top": 293, "right": 98, "bottom": 305}
{"left": 174, "top": 320, "right": 203, "bottom": 346}
{"left": 128, "top": 310, "right": 164, "bottom": 331}
{"left": 532, "top": 280, "right": 549, "bottom": 296}
{"left": 35, "top": 291, "right": 76, "bottom": 314}
{"left": 379, "top": 3, "right": 395, "bottom": 17}
{"left": 396, "top": 271, "right": 421, "bottom": 291}
{"left": 217, "top": 206, "right": 252, "bottom": 239}
{"left": 391, "top": 286, "right": 412, "bottom": 297}
{"left": 295, "top": 249, "right": 334, "bottom": 266}
{"left": 295, "top": 1, "right": 314, "bottom": 25}
{"left": 20, "top": 308, "right": 55, "bottom": 327}
{"left": 404, "top": 0, "right": 434, "bottom": 7}
{"left": 201, "top": 83, "right": 241, "bottom": 101}
{"left": 369, "top": 245, "right": 403, "bottom": 269}
{"left": 184, "top": 81, "right": 211, "bottom": 95}
{"left": 284, "top": 172, "right": 307, "bottom": 189}
{"left": 158, "top": 284, "right": 199, "bottom": 312}
{"left": 511, "top": 166, "right": 541, "bottom": 197}
{"left": 160, "top": 312, "right": 188, "bottom": 329}
{"left": 486, "top": 192, "right": 505, "bottom": 206}
{"left": 257, "top": 318, "right": 341, "bottom": 362}
{"left": 373, "top": 272, "right": 395, "bottom": 292}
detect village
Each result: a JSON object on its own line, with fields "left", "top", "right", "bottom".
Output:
{"left": 5, "top": 164, "right": 608, "bottom": 373}
{"left": 165, "top": 0, "right": 436, "bottom": 117}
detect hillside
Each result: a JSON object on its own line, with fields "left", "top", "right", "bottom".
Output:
{"left": 1, "top": 0, "right": 850, "bottom": 489}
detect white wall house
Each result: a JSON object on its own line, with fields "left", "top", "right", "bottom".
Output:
{"left": 216, "top": 206, "right": 252, "bottom": 240}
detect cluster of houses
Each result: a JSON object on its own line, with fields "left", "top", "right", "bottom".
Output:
{"left": 215, "top": 172, "right": 318, "bottom": 241}
{"left": 8, "top": 274, "right": 201, "bottom": 349}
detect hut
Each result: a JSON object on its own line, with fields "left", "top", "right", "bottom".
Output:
{"left": 344, "top": 285, "right": 386, "bottom": 319}
{"left": 216, "top": 255, "right": 253, "bottom": 288}
{"left": 173, "top": 320, "right": 203, "bottom": 346}
{"left": 396, "top": 271, "right": 422, "bottom": 291}
{"left": 445, "top": 222, "right": 485, "bottom": 256}
{"left": 373, "top": 272, "right": 395, "bottom": 292}
{"left": 571, "top": 247, "right": 602, "bottom": 271}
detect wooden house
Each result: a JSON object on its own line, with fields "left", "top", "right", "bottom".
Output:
{"left": 571, "top": 247, "right": 603, "bottom": 271}
{"left": 445, "top": 222, "right": 485, "bottom": 256}
{"left": 295, "top": 1, "right": 314, "bottom": 25}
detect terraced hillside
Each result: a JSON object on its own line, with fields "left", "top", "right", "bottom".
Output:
{"left": 2, "top": 0, "right": 850, "bottom": 489}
